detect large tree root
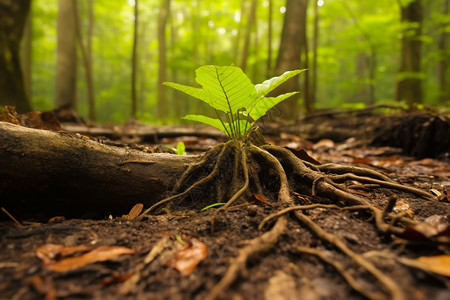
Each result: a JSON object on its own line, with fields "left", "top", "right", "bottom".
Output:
{"left": 140, "top": 127, "right": 437, "bottom": 300}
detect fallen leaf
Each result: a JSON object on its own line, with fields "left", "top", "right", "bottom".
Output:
{"left": 415, "top": 255, "right": 450, "bottom": 277}
{"left": 284, "top": 147, "right": 321, "bottom": 165}
{"left": 313, "top": 139, "right": 335, "bottom": 150}
{"left": 165, "top": 238, "right": 208, "bottom": 276}
{"left": 122, "top": 203, "right": 144, "bottom": 220}
{"left": 392, "top": 198, "right": 414, "bottom": 218}
{"left": 36, "top": 244, "right": 90, "bottom": 265}
{"left": 399, "top": 215, "right": 450, "bottom": 240}
{"left": 37, "top": 244, "right": 135, "bottom": 272}
{"left": 248, "top": 194, "right": 270, "bottom": 205}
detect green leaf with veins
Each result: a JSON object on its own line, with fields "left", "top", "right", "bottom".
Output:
{"left": 164, "top": 65, "right": 306, "bottom": 140}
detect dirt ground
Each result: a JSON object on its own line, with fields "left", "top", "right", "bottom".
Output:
{"left": 1, "top": 120, "right": 450, "bottom": 300}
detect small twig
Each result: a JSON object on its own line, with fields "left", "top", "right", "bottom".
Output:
{"left": 1, "top": 207, "right": 23, "bottom": 227}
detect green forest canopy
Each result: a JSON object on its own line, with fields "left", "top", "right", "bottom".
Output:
{"left": 27, "top": 0, "right": 449, "bottom": 124}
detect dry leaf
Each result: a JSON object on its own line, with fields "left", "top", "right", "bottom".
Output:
{"left": 392, "top": 198, "right": 414, "bottom": 218}
{"left": 122, "top": 203, "right": 144, "bottom": 220}
{"left": 415, "top": 255, "right": 450, "bottom": 277}
{"left": 399, "top": 215, "right": 450, "bottom": 240}
{"left": 36, "top": 244, "right": 90, "bottom": 265}
{"left": 248, "top": 194, "right": 270, "bottom": 205}
{"left": 165, "top": 238, "right": 208, "bottom": 276}
{"left": 37, "top": 244, "right": 135, "bottom": 272}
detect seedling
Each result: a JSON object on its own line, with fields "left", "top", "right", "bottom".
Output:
{"left": 165, "top": 141, "right": 186, "bottom": 155}
{"left": 164, "top": 65, "right": 305, "bottom": 140}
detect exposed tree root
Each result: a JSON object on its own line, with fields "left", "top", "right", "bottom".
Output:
{"left": 140, "top": 127, "right": 437, "bottom": 299}
{"left": 204, "top": 216, "right": 288, "bottom": 300}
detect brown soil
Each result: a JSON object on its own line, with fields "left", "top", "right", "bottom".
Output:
{"left": 1, "top": 116, "right": 450, "bottom": 300}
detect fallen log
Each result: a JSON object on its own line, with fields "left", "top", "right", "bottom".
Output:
{"left": 0, "top": 122, "right": 197, "bottom": 220}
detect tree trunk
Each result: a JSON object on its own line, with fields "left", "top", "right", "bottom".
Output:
{"left": 274, "top": 0, "right": 308, "bottom": 121}
{"left": 395, "top": 0, "right": 423, "bottom": 106}
{"left": 437, "top": 0, "right": 449, "bottom": 104}
{"left": 0, "top": 121, "right": 196, "bottom": 219}
{"left": 266, "top": 0, "right": 273, "bottom": 77}
{"left": 75, "top": 0, "right": 96, "bottom": 122}
{"left": 22, "top": 6, "right": 32, "bottom": 101}
{"left": 0, "top": 0, "right": 32, "bottom": 113}
{"left": 240, "top": 0, "right": 257, "bottom": 72}
{"left": 131, "top": 0, "right": 139, "bottom": 120}
{"left": 310, "top": 0, "right": 318, "bottom": 108}
{"left": 157, "top": 0, "right": 171, "bottom": 119}
{"left": 55, "top": 0, "right": 77, "bottom": 110}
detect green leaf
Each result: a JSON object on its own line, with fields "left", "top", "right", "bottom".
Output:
{"left": 176, "top": 141, "right": 186, "bottom": 155}
{"left": 201, "top": 203, "right": 226, "bottom": 211}
{"left": 195, "top": 65, "right": 258, "bottom": 114}
{"left": 254, "top": 69, "right": 306, "bottom": 98}
{"left": 249, "top": 92, "right": 299, "bottom": 122}
{"left": 164, "top": 65, "right": 304, "bottom": 140}
{"left": 183, "top": 115, "right": 229, "bottom": 134}
{"left": 183, "top": 114, "right": 250, "bottom": 139}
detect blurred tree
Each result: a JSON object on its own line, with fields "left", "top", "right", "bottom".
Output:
{"left": 22, "top": 6, "right": 32, "bottom": 100}
{"left": 131, "top": 0, "right": 138, "bottom": 121}
{"left": 395, "top": 0, "right": 423, "bottom": 106}
{"left": 0, "top": 0, "right": 32, "bottom": 113}
{"left": 240, "top": 0, "right": 257, "bottom": 72}
{"left": 75, "top": 0, "right": 96, "bottom": 121}
{"left": 437, "top": 0, "right": 449, "bottom": 104}
{"left": 266, "top": 0, "right": 273, "bottom": 77}
{"left": 55, "top": 0, "right": 77, "bottom": 110}
{"left": 157, "top": 0, "right": 171, "bottom": 118}
{"left": 310, "top": 0, "right": 319, "bottom": 107}
{"left": 274, "top": 0, "right": 309, "bottom": 120}
{"left": 341, "top": 1, "right": 377, "bottom": 105}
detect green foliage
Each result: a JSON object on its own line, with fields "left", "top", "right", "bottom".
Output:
{"left": 165, "top": 141, "right": 186, "bottom": 155}
{"left": 164, "top": 65, "right": 304, "bottom": 140}
{"left": 200, "top": 203, "right": 226, "bottom": 211}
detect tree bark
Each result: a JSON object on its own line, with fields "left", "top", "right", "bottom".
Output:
{"left": 274, "top": 0, "right": 308, "bottom": 121}
{"left": 395, "top": 0, "right": 423, "bottom": 106}
{"left": 157, "top": 0, "right": 171, "bottom": 119}
{"left": 75, "top": 0, "right": 96, "bottom": 122}
{"left": 240, "top": 0, "right": 257, "bottom": 72}
{"left": 55, "top": 0, "right": 77, "bottom": 110}
{"left": 0, "top": 121, "right": 196, "bottom": 219}
{"left": 437, "top": 0, "right": 449, "bottom": 104}
{"left": 0, "top": 0, "right": 31, "bottom": 113}
{"left": 131, "top": 0, "right": 138, "bottom": 121}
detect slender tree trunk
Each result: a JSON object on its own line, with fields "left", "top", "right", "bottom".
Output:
{"left": 233, "top": 0, "right": 245, "bottom": 65}
{"left": 340, "top": 1, "right": 376, "bottom": 105}
{"left": 131, "top": 0, "right": 139, "bottom": 120}
{"left": 438, "top": 0, "right": 449, "bottom": 104}
{"left": 55, "top": 0, "right": 77, "bottom": 110}
{"left": 395, "top": 0, "right": 423, "bottom": 106}
{"left": 311, "top": 0, "right": 319, "bottom": 109}
{"left": 0, "top": 0, "right": 32, "bottom": 113}
{"left": 266, "top": 0, "right": 273, "bottom": 77}
{"left": 274, "top": 0, "right": 307, "bottom": 121}
{"left": 75, "top": 0, "right": 96, "bottom": 122}
{"left": 240, "top": 0, "right": 257, "bottom": 72}
{"left": 22, "top": 6, "right": 32, "bottom": 102}
{"left": 300, "top": 0, "right": 311, "bottom": 113}
{"left": 157, "top": 0, "right": 171, "bottom": 118}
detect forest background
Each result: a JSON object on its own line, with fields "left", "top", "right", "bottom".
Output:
{"left": 1, "top": 0, "right": 449, "bottom": 125}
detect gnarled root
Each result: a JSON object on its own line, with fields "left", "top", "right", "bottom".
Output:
{"left": 140, "top": 127, "right": 437, "bottom": 299}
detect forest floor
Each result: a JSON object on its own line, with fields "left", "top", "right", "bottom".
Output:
{"left": 1, "top": 111, "right": 450, "bottom": 300}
